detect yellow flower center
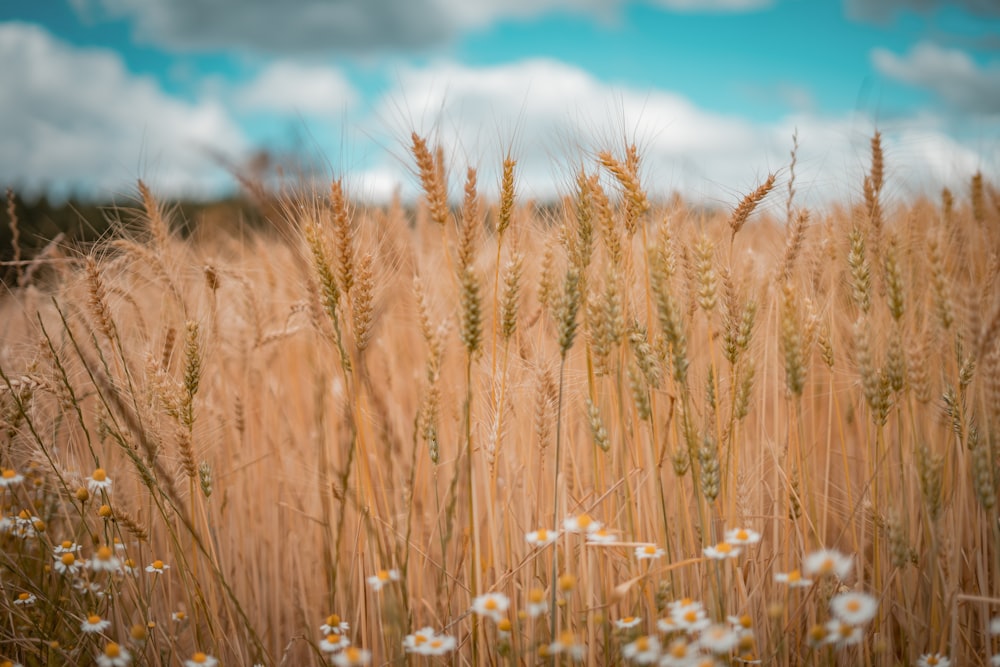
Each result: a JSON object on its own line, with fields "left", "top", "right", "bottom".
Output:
{"left": 529, "top": 588, "right": 545, "bottom": 603}
{"left": 105, "top": 643, "right": 121, "bottom": 658}
{"left": 788, "top": 569, "right": 801, "bottom": 582}
{"left": 96, "top": 546, "right": 113, "bottom": 560}
{"left": 131, "top": 624, "right": 148, "bottom": 641}
{"left": 61, "top": 553, "right": 75, "bottom": 566}
{"left": 671, "top": 642, "right": 689, "bottom": 658}
{"left": 536, "top": 529, "right": 548, "bottom": 541}
{"left": 327, "top": 614, "right": 341, "bottom": 626}
{"left": 644, "top": 545, "right": 656, "bottom": 554}
{"left": 736, "top": 529, "right": 749, "bottom": 540}
{"left": 683, "top": 610, "right": 698, "bottom": 623}
{"left": 809, "top": 624, "right": 827, "bottom": 642}
{"left": 344, "top": 647, "right": 361, "bottom": 661}
{"left": 846, "top": 599, "right": 861, "bottom": 612}
{"left": 636, "top": 637, "right": 650, "bottom": 651}
{"left": 377, "top": 569, "right": 389, "bottom": 581}
{"left": 413, "top": 633, "right": 427, "bottom": 645}
{"left": 2, "top": 469, "right": 16, "bottom": 479}
{"left": 716, "top": 542, "right": 732, "bottom": 553}
{"left": 576, "top": 514, "right": 592, "bottom": 528}
{"left": 558, "top": 631, "right": 574, "bottom": 645}
{"left": 61, "top": 540, "right": 73, "bottom": 549}
{"left": 152, "top": 560, "right": 164, "bottom": 570}
{"left": 820, "top": 558, "right": 834, "bottom": 573}
{"left": 558, "top": 573, "right": 576, "bottom": 591}
{"left": 622, "top": 616, "right": 635, "bottom": 624}
{"left": 191, "top": 652, "right": 208, "bottom": 664}
{"left": 498, "top": 618, "right": 512, "bottom": 632}
{"left": 92, "top": 468, "right": 107, "bottom": 482}
{"left": 326, "top": 633, "right": 338, "bottom": 643}
{"left": 738, "top": 614, "right": 752, "bottom": 628}
{"left": 484, "top": 598, "right": 497, "bottom": 610}
{"left": 18, "top": 593, "right": 30, "bottom": 601}
{"left": 88, "top": 614, "right": 102, "bottom": 624}
{"left": 430, "top": 639, "right": 442, "bottom": 648}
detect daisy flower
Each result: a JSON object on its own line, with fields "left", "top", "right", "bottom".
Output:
{"left": 699, "top": 624, "right": 739, "bottom": 654}
{"left": 366, "top": 569, "right": 400, "bottom": 591}
{"left": 404, "top": 627, "right": 457, "bottom": 655}
{"left": 184, "top": 653, "right": 218, "bottom": 667}
{"left": 471, "top": 592, "right": 510, "bottom": 622}
{"left": 806, "top": 623, "right": 829, "bottom": 648}
{"left": 527, "top": 588, "right": 548, "bottom": 617}
{"left": 53, "top": 552, "right": 82, "bottom": 575}
{"left": 587, "top": 528, "right": 618, "bottom": 544}
{"left": 635, "top": 544, "right": 665, "bottom": 560}
{"left": 14, "top": 592, "right": 36, "bottom": 606}
{"left": 703, "top": 541, "right": 741, "bottom": 560}
{"left": 916, "top": 654, "right": 952, "bottom": 667}
{"left": 81, "top": 613, "right": 111, "bottom": 633}
{"left": 145, "top": 559, "right": 169, "bottom": 574}
{"left": 670, "top": 599, "right": 711, "bottom": 633}
{"left": 497, "top": 617, "right": 513, "bottom": 639}
{"left": 830, "top": 591, "right": 878, "bottom": 625}
{"left": 0, "top": 469, "right": 24, "bottom": 487}
{"left": 525, "top": 528, "right": 559, "bottom": 547}
{"left": 660, "top": 637, "right": 700, "bottom": 666}
{"left": 96, "top": 642, "right": 131, "bottom": 667}
{"left": 724, "top": 528, "right": 761, "bottom": 545}
{"left": 172, "top": 611, "right": 187, "bottom": 622}
{"left": 656, "top": 616, "right": 680, "bottom": 633}
{"left": 53, "top": 540, "right": 81, "bottom": 555}
{"left": 89, "top": 546, "right": 122, "bottom": 573}
{"left": 332, "top": 647, "right": 371, "bottom": 666}
{"left": 548, "top": 630, "right": 586, "bottom": 661}
{"left": 615, "top": 616, "right": 642, "bottom": 629}
{"left": 403, "top": 627, "right": 434, "bottom": 653}
{"left": 563, "top": 513, "right": 601, "bottom": 534}
{"left": 122, "top": 558, "right": 138, "bottom": 575}
{"left": 803, "top": 549, "right": 853, "bottom": 580}
{"left": 622, "top": 635, "right": 661, "bottom": 664}
{"left": 319, "top": 633, "right": 351, "bottom": 653}
{"left": 87, "top": 468, "right": 113, "bottom": 495}
{"left": 773, "top": 569, "right": 812, "bottom": 587}
{"left": 825, "top": 619, "right": 864, "bottom": 647}
{"left": 321, "top": 614, "right": 350, "bottom": 635}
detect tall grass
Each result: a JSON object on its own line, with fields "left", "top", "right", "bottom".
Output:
{"left": 0, "top": 133, "right": 998, "bottom": 666}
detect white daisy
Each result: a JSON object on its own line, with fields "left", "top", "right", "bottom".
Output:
{"left": 916, "top": 653, "right": 952, "bottom": 667}
{"left": 724, "top": 528, "right": 761, "bottom": 545}
{"left": 145, "top": 559, "right": 170, "bottom": 574}
{"left": 184, "top": 653, "right": 218, "bottom": 667}
{"left": 563, "top": 513, "right": 602, "bottom": 534}
{"left": 699, "top": 624, "right": 740, "bottom": 654}
{"left": 824, "top": 619, "right": 864, "bottom": 647}
{"left": 703, "top": 541, "right": 741, "bottom": 560}
{"left": 0, "top": 469, "right": 25, "bottom": 487}
{"left": 319, "top": 633, "right": 351, "bottom": 653}
{"left": 89, "top": 546, "right": 122, "bottom": 573}
{"left": 96, "top": 642, "right": 131, "bottom": 667}
{"left": 616, "top": 615, "right": 643, "bottom": 629}
{"left": 14, "top": 592, "right": 36, "bottom": 606}
{"left": 471, "top": 592, "right": 510, "bottom": 622}
{"left": 829, "top": 591, "right": 878, "bottom": 625}
{"left": 320, "top": 614, "right": 350, "bottom": 635}
{"left": 526, "top": 588, "right": 548, "bottom": 617}
{"left": 774, "top": 569, "right": 813, "bottom": 587}
{"left": 635, "top": 544, "right": 666, "bottom": 560}
{"left": 53, "top": 552, "right": 82, "bottom": 575}
{"left": 525, "top": 528, "right": 559, "bottom": 547}
{"left": 332, "top": 647, "right": 371, "bottom": 666}
{"left": 81, "top": 613, "right": 112, "bottom": 633}
{"left": 87, "top": 468, "right": 113, "bottom": 495}
{"left": 366, "top": 568, "right": 400, "bottom": 591}
{"left": 586, "top": 528, "right": 618, "bottom": 544}
{"left": 803, "top": 549, "right": 853, "bottom": 580}
{"left": 548, "top": 631, "right": 586, "bottom": 661}
{"left": 622, "top": 635, "right": 661, "bottom": 663}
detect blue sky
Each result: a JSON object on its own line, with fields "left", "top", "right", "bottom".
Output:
{"left": 1, "top": 0, "right": 998, "bottom": 204}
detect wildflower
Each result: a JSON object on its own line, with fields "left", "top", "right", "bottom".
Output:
{"left": 703, "top": 541, "right": 741, "bottom": 560}
{"left": 497, "top": 617, "right": 513, "bottom": 639}
{"left": 558, "top": 572, "right": 577, "bottom": 593}
{"left": 122, "top": 558, "right": 138, "bottom": 575}
{"left": 830, "top": 591, "right": 878, "bottom": 626}
{"left": 806, "top": 623, "right": 828, "bottom": 648}
{"left": 404, "top": 627, "right": 457, "bottom": 655}
{"left": 916, "top": 654, "right": 952, "bottom": 667}
{"left": 773, "top": 569, "right": 812, "bottom": 587}
{"left": 616, "top": 616, "right": 642, "bottom": 629}
{"left": 0, "top": 469, "right": 24, "bottom": 487}
{"left": 184, "top": 653, "right": 218, "bottom": 667}
{"left": 636, "top": 544, "right": 665, "bottom": 560}
{"left": 660, "top": 637, "right": 699, "bottom": 666}
{"left": 526, "top": 528, "right": 559, "bottom": 547}
{"left": 587, "top": 528, "right": 617, "bottom": 544}
{"left": 548, "top": 630, "right": 586, "bottom": 661}
{"left": 669, "top": 599, "right": 711, "bottom": 633}
{"left": 145, "top": 559, "right": 169, "bottom": 574}
{"left": 319, "top": 633, "right": 351, "bottom": 652}
{"left": 366, "top": 568, "right": 400, "bottom": 591}
{"left": 96, "top": 642, "right": 131, "bottom": 667}
{"left": 656, "top": 616, "right": 679, "bottom": 633}
{"left": 992, "top": 616, "right": 1000, "bottom": 634}
{"left": 53, "top": 552, "right": 82, "bottom": 575}
{"left": 622, "top": 635, "right": 661, "bottom": 663}
{"left": 527, "top": 588, "right": 548, "bottom": 617}
{"left": 699, "top": 624, "right": 739, "bottom": 654}
{"left": 172, "top": 611, "right": 187, "bottom": 622}
{"left": 803, "top": 549, "right": 853, "bottom": 580}
{"left": 87, "top": 468, "right": 113, "bottom": 494}
{"left": 14, "top": 592, "right": 36, "bottom": 606}
{"left": 321, "top": 614, "right": 350, "bottom": 635}
{"left": 825, "top": 619, "right": 864, "bottom": 647}
{"left": 53, "top": 540, "right": 81, "bottom": 555}
{"left": 130, "top": 624, "right": 148, "bottom": 643}
{"left": 563, "top": 513, "right": 601, "bottom": 534}
{"left": 81, "top": 613, "right": 111, "bottom": 633}
{"left": 332, "top": 647, "right": 371, "bottom": 666}
{"left": 724, "top": 528, "right": 761, "bottom": 545}
{"left": 471, "top": 592, "right": 510, "bottom": 622}
{"left": 89, "top": 546, "right": 122, "bottom": 573}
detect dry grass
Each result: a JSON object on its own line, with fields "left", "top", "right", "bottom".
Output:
{"left": 1, "top": 135, "right": 999, "bottom": 667}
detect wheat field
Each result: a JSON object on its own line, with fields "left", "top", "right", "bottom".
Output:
{"left": 1, "top": 132, "right": 998, "bottom": 666}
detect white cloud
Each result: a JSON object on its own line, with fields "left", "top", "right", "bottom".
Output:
{"left": 361, "top": 59, "right": 997, "bottom": 207}
{"left": 233, "top": 61, "right": 359, "bottom": 115}
{"left": 0, "top": 22, "right": 247, "bottom": 200}
{"left": 872, "top": 42, "right": 1000, "bottom": 114}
